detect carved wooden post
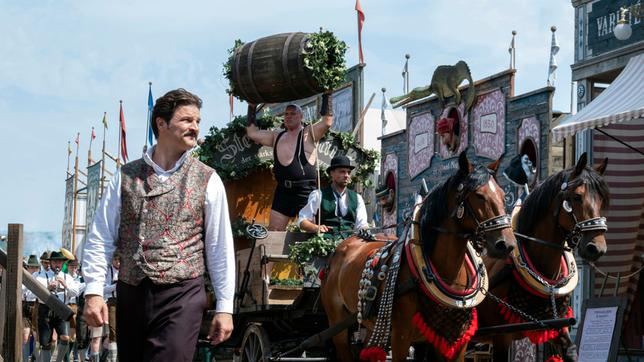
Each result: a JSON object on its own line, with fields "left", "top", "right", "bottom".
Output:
{"left": 4, "top": 224, "right": 24, "bottom": 362}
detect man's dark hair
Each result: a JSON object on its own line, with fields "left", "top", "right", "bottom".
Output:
{"left": 151, "top": 88, "right": 203, "bottom": 139}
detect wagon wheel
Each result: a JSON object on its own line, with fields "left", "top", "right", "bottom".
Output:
{"left": 240, "top": 324, "right": 271, "bottom": 362}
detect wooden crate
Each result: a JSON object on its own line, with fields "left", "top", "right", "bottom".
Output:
{"left": 235, "top": 232, "right": 311, "bottom": 308}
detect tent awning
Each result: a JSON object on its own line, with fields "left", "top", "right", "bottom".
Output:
{"left": 552, "top": 53, "right": 644, "bottom": 142}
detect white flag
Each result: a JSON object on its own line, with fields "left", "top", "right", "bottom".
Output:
{"left": 548, "top": 29, "right": 560, "bottom": 84}
{"left": 381, "top": 90, "right": 388, "bottom": 134}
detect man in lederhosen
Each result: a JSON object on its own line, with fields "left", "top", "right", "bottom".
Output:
{"left": 22, "top": 254, "right": 40, "bottom": 362}
{"left": 34, "top": 251, "right": 80, "bottom": 362}
{"left": 246, "top": 93, "right": 334, "bottom": 231}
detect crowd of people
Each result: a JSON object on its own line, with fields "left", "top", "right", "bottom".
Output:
{"left": 21, "top": 250, "right": 119, "bottom": 362}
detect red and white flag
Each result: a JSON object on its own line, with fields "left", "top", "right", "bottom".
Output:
{"left": 119, "top": 101, "right": 129, "bottom": 163}
{"left": 355, "top": 0, "right": 365, "bottom": 64}
{"left": 91, "top": 126, "right": 96, "bottom": 140}
{"left": 74, "top": 132, "right": 80, "bottom": 146}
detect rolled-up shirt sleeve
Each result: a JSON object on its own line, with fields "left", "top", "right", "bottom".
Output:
{"left": 82, "top": 172, "right": 120, "bottom": 297}
{"left": 355, "top": 194, "right": 368, "bottom": 230}
{"left": 297, "top": 190, "right": 321, "bottom": 227}
{"left": 204, "top": 172, "right": 235, "bottom": 314}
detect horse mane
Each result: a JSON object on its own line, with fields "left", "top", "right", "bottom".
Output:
{"left": 516, "top": 165, "right": 610, "bottom": 235}
{"left": 419, "top": 164, "right": 493, "bottom": 252}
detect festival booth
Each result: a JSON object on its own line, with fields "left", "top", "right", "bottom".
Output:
{"left": 380, "top": 67, "right": 554, "bottom": 235}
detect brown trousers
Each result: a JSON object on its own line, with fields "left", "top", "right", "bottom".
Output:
{"left": 116, "top": 277, "right": 207, "bottom": 362}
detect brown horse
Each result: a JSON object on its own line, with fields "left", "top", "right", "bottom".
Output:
{"left": 478, "top": 153, "right": 609, "bottom": 361}
{"left": 321, "top": 152, "right": 517, "bottom": 362}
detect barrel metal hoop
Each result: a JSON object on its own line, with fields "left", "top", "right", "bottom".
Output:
{"left": 246, "top": 40, "right": 266, "bottom": 103}
{"left": 298, "top": 35, "right": 321, "bottom": 94}
{"left": 234, "top": 43, "right": 253, "bottom": 102}
{"left": 281, "top": 32, "right": 300, "bottom": 97}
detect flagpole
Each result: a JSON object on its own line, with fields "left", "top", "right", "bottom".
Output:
{"left": 144, "top": 82, "right": 152, "bottom": 154}
{"left": 72, "top": 133, "right": 80, "bottom": 252}
{"left": 117, "top": 100, "right": 122, "bottom": 169}
{"left": 88, "top": 127, "right": 94, "bottom": 166}
{"left": 66, "top": 141, "right": 72, "bottom": 177}
{"left": 101, "top": 112, "right": 107, "bottom": 196}
{"left": 405, "top": 54, "right": 410, "bottom": 94}
{"left": 509, "top": 30, "right": 517, "bottom": 69}
{"left": 381, "top": 87, "right": 387, "bottom": 137}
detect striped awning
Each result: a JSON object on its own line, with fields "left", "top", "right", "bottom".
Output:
{"left": 552, "top": 53, "right": 644, "bottom": 142}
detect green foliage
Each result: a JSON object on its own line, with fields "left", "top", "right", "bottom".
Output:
{"left": 197, "top": 113, "right": 378, "bottom": 187}
{"left": 230, "top": 217, "right": 251, "bottom": 239}
{"left": 223, "top": 39, "right": 245, "bottom": 95}
{"left": 269, "top": 278, "right": 304, "bottom": 286}
{"left": 197, "top": 113, "right": 280, "bottom": 182}
{"left": 303, "top": 30, "right": 348, "bottom": 91}
{"left": 288, "top": 233, "right": 342, "bottom": 266}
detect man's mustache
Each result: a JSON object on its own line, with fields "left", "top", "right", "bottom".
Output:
{"left": 184, "top": 131, "right": 198, "bottom": 138}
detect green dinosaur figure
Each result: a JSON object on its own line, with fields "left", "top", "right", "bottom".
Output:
{"left": 390, "top": 60, "right": 475, "bottom": 113}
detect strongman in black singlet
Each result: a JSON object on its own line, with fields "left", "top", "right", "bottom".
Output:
{"left": 272, "top": 128, "right": 318, "bottom": 217}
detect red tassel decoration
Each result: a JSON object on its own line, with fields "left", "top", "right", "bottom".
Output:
{"left": 360, "top": 346, "right": 387, "bottom": 362}
{"left": 545, "top": 355, "right": 564, "bottom": 362}
{"left": 411, "top": 309, "right": 478, "bottom": 359}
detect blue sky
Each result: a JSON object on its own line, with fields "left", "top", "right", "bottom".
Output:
{"left": 0, "top": 0, "right": 574, "bottom": 232}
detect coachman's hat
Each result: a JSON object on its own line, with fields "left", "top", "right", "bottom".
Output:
{"left": 40, "top": 251, "right": 50, "bottom": 260}
{"left": 327, "top": 155, "right": 355, "bottom": 174}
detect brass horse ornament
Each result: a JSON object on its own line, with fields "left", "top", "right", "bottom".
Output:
{"left": 390, "top": 60, "right": 475, "bottom": 112}
{"left": 321, "top": 152, "right": 516, "bottom": 362}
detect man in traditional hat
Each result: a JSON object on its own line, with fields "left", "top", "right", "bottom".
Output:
{"left": 246, "top": 94, "right": 334, "bottom": 231}
{"left": 297, "top": 154, "right": 368, "bottom": 236}
{"left": 83, "top": 88, "right": 235, "bottom": 361}
{"left": 22, "top": 255, "right": 40, "bottom": 362}
{"left": 34, "top": 250, "right": 80, "bottom": 362}
{"left": 39, "top": 251, "right": 51, "bottom": 273}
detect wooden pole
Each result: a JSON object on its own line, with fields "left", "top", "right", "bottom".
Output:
{"left": 72, "top": 134, "right": 80, "bottom": 252}
{"left": 101, "top": 113, "right": 107, "bottom": 198}
{"left": 0, "top": 249, "right": 74, "bottom": 321}
{"left": 4, "top": 224, "right": 24, "bottom": 362}
{"left": 0, "top": 267, "right": 6, "bottom": 357}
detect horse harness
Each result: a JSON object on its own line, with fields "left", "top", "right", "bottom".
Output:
{"left": 431, "top": 182, "right": 512, "bottom": 251}
{"left": 355, "top": 188, "right": 513, "bottom": 359}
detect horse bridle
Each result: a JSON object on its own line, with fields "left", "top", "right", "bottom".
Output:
{"left": 432, "top": 181, "right": 512, "bottom": 250}
{"left": 515, "top": 179, "right": 607, "bottom": 251}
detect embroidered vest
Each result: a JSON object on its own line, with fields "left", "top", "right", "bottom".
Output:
{"left": 319, "top": 186, "right": 358, "bottom": 232}
{"left": 118, "top": 156, "right": 214, "bottom": 285}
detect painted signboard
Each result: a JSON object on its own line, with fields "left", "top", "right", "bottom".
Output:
{"left": 408, "top": 111, "right": 435, "bottom": 179}
{"left": 62, "top": 175, "right": 74, "bottom": 250}
{"left": 473, "top": 89, "right": 506, "bottom": 160}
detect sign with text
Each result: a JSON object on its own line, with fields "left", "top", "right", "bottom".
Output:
{"left": 331, "top": 85, "right": 354, "bottom": 133}
{"left": 480, "top": 113, "right": 498, "bottom": 133}
{"left": 586, "top": 0, "right": 643, "bottom": 58}
{"left": 576, "top": 297, "right": 626, "bottom": 362}
{"left": 211, "top": 130, "right": 367, "bottom": 175}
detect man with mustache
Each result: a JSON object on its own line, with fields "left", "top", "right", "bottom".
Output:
{"left": 246, "top": 93, "right": 334, "bottom": 231}
{"left": 82, "top": 88, "right": 235, "bottom": 361}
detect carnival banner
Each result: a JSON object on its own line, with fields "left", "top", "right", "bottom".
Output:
{"left": 61, "top": 175, "right": 74, "bottom": 250}
{"left": 85, "top": 161, "right": 102, "bottom": 234}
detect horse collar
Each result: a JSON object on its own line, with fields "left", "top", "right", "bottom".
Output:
{"left": 408, "top": 204, "right": 488, "bottom": 309}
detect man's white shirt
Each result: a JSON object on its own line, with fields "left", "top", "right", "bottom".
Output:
{"left": 82, "top": 146, "right": 236, "bottom": 313}
{"left": 297, "top": 188, "right": 368, "bottom": 230}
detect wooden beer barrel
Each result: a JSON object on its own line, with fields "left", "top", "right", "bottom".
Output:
{"left": 230, "top": 32, "right": 323, "bottom": 103}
